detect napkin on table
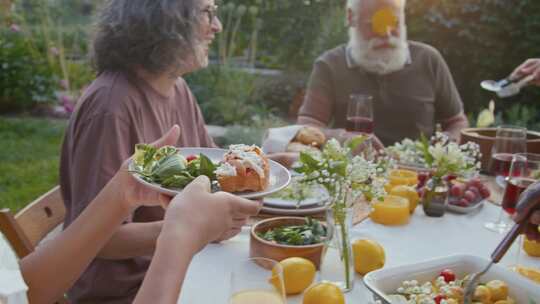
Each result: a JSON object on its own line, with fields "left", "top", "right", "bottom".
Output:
{"left": 261, "top": 125, "right": 303, "bottom": 153}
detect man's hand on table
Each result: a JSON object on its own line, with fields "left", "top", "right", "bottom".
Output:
{"left": 268, "top": 152, "right": 299, "bottom": 169}
{"left": 338, "top": 130, "right": 384, "bottom": 152}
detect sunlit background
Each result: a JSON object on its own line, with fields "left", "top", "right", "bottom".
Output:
{"left": 1, "top": 0, "right": 539, "bottom": 210}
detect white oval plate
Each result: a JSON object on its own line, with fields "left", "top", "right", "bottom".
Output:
{"left": 260, "top": 204, "right": 328, "bottom": 216}
{"left": 263, "top": 187, "right": 329, "bottom": 209}
{"left": 446, "top": 199, "right": 485, "bottom": 214}
{"left": 129, "top": 147, "right": 291, "bottom": 199}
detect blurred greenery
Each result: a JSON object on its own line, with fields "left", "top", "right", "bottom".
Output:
{"left": 407, "top": 0, "right": 540, "bottom": 130}
{"left": 186, "top": 65, "right": 280, "bottom": 125}
{"left": 217, "top": 114, "right": 288, "bottom": 147}
{"left": 3, "top": 0, "right": 539, "bottom": 128}
{"left": 1, "top": 0, "right": 95, "bottom": 113}
{"left": 0, "top": 116, "right": 66, "bottom": 212}
{"left": 0, "top": 28, "right": 58, "bottom": 111}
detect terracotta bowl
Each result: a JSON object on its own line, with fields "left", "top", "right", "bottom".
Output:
{"left": 250, "top": 217, "right": 325, "bottom": 269}
{"left": 460, "top": 128, "right": 540, "bottom": 172}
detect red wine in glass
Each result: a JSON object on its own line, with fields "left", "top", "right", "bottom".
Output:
{"left": 501, "top": 176, "right": 535, "bottom": 215}
{"left": 346, "top": 116, "right": 374, "bottom": 133}
{"left": 490, "top": 153, "right": 514, "bottom": 177}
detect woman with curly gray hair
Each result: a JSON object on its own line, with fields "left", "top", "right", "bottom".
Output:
{"left": 59, "top": 0, "right": 224, "bottom": 303}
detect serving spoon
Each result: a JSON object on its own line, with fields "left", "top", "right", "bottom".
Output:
{"left": 481, "top": 74, "right": 536, "bottom": 98}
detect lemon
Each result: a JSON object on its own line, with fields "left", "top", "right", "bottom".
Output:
{"left": 277, "top": 257, "right": 316, "bottom": 295}
{"left": 523, "top": 237, "right": 540, "bottom": 257}
{"left": 352, "top": 239, "right": 386, "bottom": 275}
{"left": 390, "top": 185, "right": 420, "bottom": 213}
{"left": 303, "top": 282, "right": 345, "bottom": 304}
{"left": 485, "top": 280, "right": 508, "bottom": 302}
{"left": 515, "top": 265, "right": 540, "bottom": 284}
{"left": 473, "top": 285, "right": 492, "bottom": 304}
{"left": 371, "top": 7, "right": 398, "bottom": 36}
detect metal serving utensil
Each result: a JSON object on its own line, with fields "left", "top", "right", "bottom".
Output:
{"left": 481, "top": 78, "right": 513, "bottom": 92}
{"left": 464, "top": 181, "right": 540, "bottom": 303}
{"left": 481, "top": 74, "right": 536, "bottom": 98}
{"left": 463, "top": 222, "right": 525, "bottom": 303}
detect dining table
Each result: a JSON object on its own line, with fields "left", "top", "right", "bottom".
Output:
{"left": 178, "top": 184, "right": 540, "bottom": 304}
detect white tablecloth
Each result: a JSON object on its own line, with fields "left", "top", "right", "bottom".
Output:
{"left": 0, "top": 234, "right": 28, "bottom": 304}
{"left": 178, "top": 202, "right": 540, "bottom": 304}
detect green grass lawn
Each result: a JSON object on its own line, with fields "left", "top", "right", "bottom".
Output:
{"left": 0, "top": 116, "right": 66, "bottom": 212}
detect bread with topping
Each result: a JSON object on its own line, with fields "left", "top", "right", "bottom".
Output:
{"left": 216, "top": 145, "right": 270, "bottom": 192}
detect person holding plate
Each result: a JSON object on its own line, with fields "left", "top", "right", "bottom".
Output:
{"left": 297, "top": 0, "right": 469, "bottom": 147}
{"left": 57, "top": 0, "right": 258, "bottom": 302}
{"left": 5, "top": 126, "right": 261, "bottom": 304}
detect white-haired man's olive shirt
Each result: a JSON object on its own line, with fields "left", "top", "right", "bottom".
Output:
{"left": 298, "top": 41, "right": 464, "bottom": 145}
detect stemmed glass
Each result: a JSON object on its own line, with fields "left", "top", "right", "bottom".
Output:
{"left": 346, "top": 94, "right": 375, "bottom": 159}
{"left": 346, "top": 94, "right": 374, "bottom": 134}
{"left": 500, "top": 153, "right": 540, "bottom": 271}
{"left": 229, "top": 258, "right": 287, "bottom": 304}
{"left": 489, "top": 125, "right": 527, "bottom": 186}
{"left": 484, "top": 126, "right": 527, "bottom": 233}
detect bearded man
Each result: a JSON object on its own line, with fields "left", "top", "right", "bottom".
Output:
{"left": 297, "top": 0, "right": 468, "bottom": 146}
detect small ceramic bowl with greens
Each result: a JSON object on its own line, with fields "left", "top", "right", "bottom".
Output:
{"left": 250, "top": 217, "right": 327, "bottom": 269}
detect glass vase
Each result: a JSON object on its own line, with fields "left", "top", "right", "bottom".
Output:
{"left": 421, "top": 177, "right": 449, "bottom": 217}
{"left": 320, "top": 206, "right": 355, "bottom": 292}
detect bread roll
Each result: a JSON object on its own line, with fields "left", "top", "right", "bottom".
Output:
{"left": 295, "top": 126, "right": 326, "bottom": 146}
{"left": 286, "top": 142, "right": 320, "bottom": 153}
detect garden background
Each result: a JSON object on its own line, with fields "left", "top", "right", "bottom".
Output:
{"left": 1, "top": 0, "right": 539, "bottom": 211}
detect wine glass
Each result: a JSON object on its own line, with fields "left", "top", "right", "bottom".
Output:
{"left": 346, "top": 94, "right": 374, "bottom": 134}
{"left": 485, "top": 152, "right": 538, "bottom": 233}
{"left": 229, "top": 258, "right": 287, "bottom": 304}
{"left": 489, "top": 125, "right": 527, "bottom": 187}
{"left": 501, "top": 153, "right": 540, "bottom": 270}
{"left": 484, "top": 126, "right": 527, "bottom": 233}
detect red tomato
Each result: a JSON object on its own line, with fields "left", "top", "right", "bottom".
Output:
{"left": 440, "top": 268, "right": 456, "bottom": 283}
{"left": 434, "top": 294, "right": 447, "bottom": 304}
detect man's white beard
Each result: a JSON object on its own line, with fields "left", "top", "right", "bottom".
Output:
{"left": 348, "top": 27, "right": 410, "bottom": 75}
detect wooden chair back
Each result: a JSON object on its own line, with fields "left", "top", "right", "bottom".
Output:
{"left": 0, "top": 186, "right": 65, "bottom": 258}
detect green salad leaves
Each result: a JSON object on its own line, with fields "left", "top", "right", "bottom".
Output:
{"left": 257, "top": 218, "right": 326, "bottom": 246}
{"left": 132, "top": 144, "right": 217, "bottom": 189}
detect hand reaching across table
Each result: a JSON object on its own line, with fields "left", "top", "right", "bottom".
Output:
{"left": 510, "top": 58, "right": 540, "bottom": 86}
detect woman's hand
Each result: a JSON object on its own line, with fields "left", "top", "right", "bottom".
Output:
{"left": 160, "top": 175, "right": 262, "bottom": 252}
{"left": 111, "top": 125, "right": 181, "bottom": 211}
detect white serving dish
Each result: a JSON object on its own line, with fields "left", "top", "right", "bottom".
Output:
{"left": 264, "top": 186, "right": 329, "bottom": 209}
{"left": 364, "top": 254, "right": 540, "bottom": 304}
